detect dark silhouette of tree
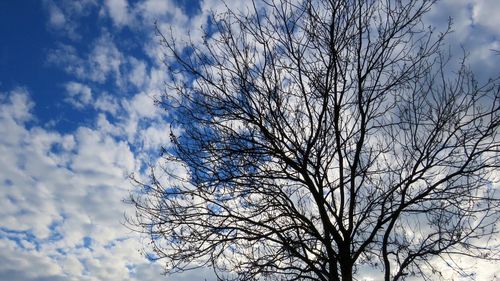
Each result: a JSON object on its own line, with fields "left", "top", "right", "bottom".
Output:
{"left": 129, "top": 0, "right": 500, "bottom": 280}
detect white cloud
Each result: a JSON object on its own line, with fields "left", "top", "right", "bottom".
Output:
{"left": 471, "top": 0, "right": 500, "bottom": 32}
{"left": 71, "top": 127, "right": 134, "bottom": 176}
{"left": 105, "top": 0, "right": 132, "bottom": 26}
{"left": 33, "top": 0, "right": 500, "bottom": 280}
{"left": 0, "top": 88, "right": 33, "bottom": 124}
{"left": 138, "top": 123, "right": 173, "bottom": 150}
{"left": 46, "top": 44, "right": 87, "bottom": 79}
{"left": 48, "top": 2, "right": 66, "bottom": 28}
{"left": 64, "top": 82, "right": 93, "bottom": 108}
{"left": 425, "top": 0, "right": 500, "bottom": 80}
{"left": 94, "top": 93, "right": 121, "bottom": 115}
{"left": 48, "top": 34, "right": 157, "bottom": 92}
{"left": 0, "top": 89, "right": 180, "bottom": 281}
{"left": 128, "top": 92, "right": 158, "bottom": 119}
{"left": 89, "top": 33, "right": 125, "bottom": 85}
{"left": 43, "top": 0, "right": 97, "bottom": 40}
{"left": 138, "top": 0, "right": 172, "bottom": 16}
{"left": 116, "top": 92, "right": 170, "bottom": 146}
{"left": 0, "top": 240, "right": 67, "bottom": 281}
{"left": 128, "top": 57, "right": 148, "bottom": 88}
{"left": 44, "top": 0, "right": 76, "bottom": 39}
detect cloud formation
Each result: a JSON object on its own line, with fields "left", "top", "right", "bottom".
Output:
{"left": 1, "top": 0, "right": 499, "bottom": 280}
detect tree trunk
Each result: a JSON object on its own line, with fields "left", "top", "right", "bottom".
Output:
{"left": 340, "top": 262, "right": 353, "bottom": 281}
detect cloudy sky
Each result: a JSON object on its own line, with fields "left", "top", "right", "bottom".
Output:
{"left": 0, "top": 0, "right": 499, "bottom": 280}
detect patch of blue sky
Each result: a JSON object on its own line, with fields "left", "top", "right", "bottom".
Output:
{"left": 55, "top": 247, "right": 67, "bottom": 256}
{"left": 145, "top": 251, "right": 159, "bottom": 262}
{"left": 161, "top": 186, "right": 182, "bottom": 198}
{"left": 46, "top": 220, "right": 65, "bottom": 243}
{"left": 82, "top": 236, "right": 92, "bottom": 249}
{"left": 0, "top": 227, "right": 40, "bottom": 251}
{"left": 104, "top": 236, "right": 130, "bottom": 249}
{"left": 173, "top": 0, "right": 202, "bottom": 17}
{"left": 3, "top": 179, "right": 13, "bottom": 187}
{"left": 126, "top": 262, "right": 137, "bottom": 275}
{"left": 0, "top": 2, "right": 101, "bottom": 132}
{"left": 0, "top": 215, "right": 66, "bottom": 250}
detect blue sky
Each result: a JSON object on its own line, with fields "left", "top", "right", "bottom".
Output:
{"left": 0, "top": 0, "right": 499, "bottom": 280}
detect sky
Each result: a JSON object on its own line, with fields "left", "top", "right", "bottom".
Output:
{"left": 0, "top": 0, "right": 499, "bottom": 280}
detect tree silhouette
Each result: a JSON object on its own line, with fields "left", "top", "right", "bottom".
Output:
{"left": 129, "top": 0, "right": 500, "bottom": 280}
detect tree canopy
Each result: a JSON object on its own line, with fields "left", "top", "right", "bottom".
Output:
{"left": 129, "top": 0, "right": 500, "bottom": 280}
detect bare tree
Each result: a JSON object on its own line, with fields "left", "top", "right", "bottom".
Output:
{"left": 129, "top": 0, "right": 500, "bottom": 280}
